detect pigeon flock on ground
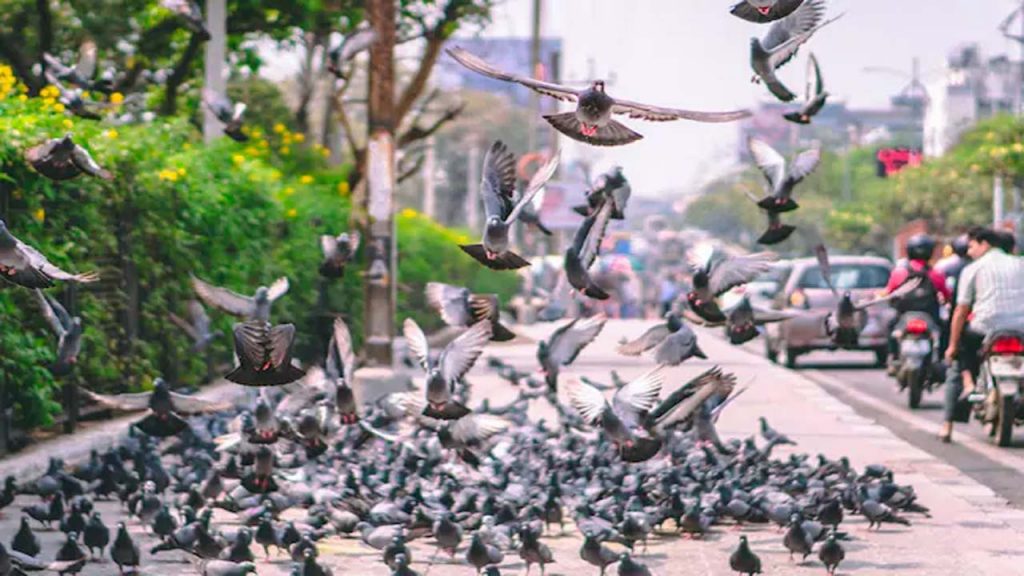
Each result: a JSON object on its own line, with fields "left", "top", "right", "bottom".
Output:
{"left": 0, "top": 1, "right": 932, "bottom": 575}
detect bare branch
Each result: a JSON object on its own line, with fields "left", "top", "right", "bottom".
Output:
{"left": 398, "top": 101, "right": 466, "bottom": 148}
{"left": 397, "top": 153, "right": 426, "bottom": 184}
{"left": 159, "top": 32, "right": 204, "bottom": 116}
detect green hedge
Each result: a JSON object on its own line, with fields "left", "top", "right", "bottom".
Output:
{"left": 0, "top": 73, "right": 516, "bottom": 429}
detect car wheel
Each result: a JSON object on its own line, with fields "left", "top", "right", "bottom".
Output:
{"left": 784, "top": 346, "right": 799, "bottom": 369}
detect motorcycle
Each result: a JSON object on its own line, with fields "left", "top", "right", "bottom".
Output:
{"left": 892, "top": 312, "right": 941, "bottom": 409}
{"left": 974, "top": 331, "right": 1024, "bottom": 447}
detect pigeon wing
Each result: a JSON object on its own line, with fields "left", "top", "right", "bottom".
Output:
{"left": 268, "top": 323, "right": 297, "bottom": 368}
{"left": 565, "top": 379, "right": 609, "bottom": 425}
{"left": 191, "top": 275, "right": 255, "bottom": 317}
{"left": 805, "top": 52, "right": 823, "bottom": 101}
{"left": 266, "top": 277, "right": 289, "bottom": 302}
{"left": 856, "top": 277, "right": 923, "bottom": 310}
{"left": 481, "top": 140, "right": 517, "bottom": 219}
{"left": 708, "top": 252, "right": 778, "bottom": 296}
{"left": 612, "top": 366, "right": 665, "bottom": 426}
{"left": 331, "top": 316, "right": 357, "bottom": 383}
{"left": 446, "top": 47, "right": 580, "bottom": 103}
{"left": 762, "top": 0, "right": 825, "bottom": 53}
{"left": 34, "top": 289, "right": 67, "bottom": 337}
{"left": 440, "top": 321, "right": 492, "bottom": 383}
{"left": 581, "top": 201, "right": 614, "bottom": 270}
{"left": 787, "top": 148, "right": 821, "bottom": 187}
{"left": 549, "top": 314, "right": 607, "bottom": 366}
{"left": 169, "top": 311, "right": 200, "bottom": 341}
{"left": 426, "top": 282, "right": 473, "bottom": 326}
{"left": 80, "top": 387, "right": 152, "bottom": 411}
{"left": 450, "top": 414, "right": 509, "bottom": 445}
{"left": 611, "top": 99, "right": 751, "bottom": 123}
{"left": 617, "top": 324, "right": 670, "bottom": 356}
{"left": 338, "top": 27, "right": 378, "bottom": 63}
{"left": 232, "top": 321, "right": 267, "bottom": 368}
{"left": 505, "top": 149, "right": 560, "bottom": 225}
{"left": 167, "top": 391, "right": 232, "bottom": 414}
{"left": 403, "top": 318, "right": 431, "bottom": 369}
{"left": 748, "top": 137, "right": 787, "bottom": 193}
{"left": 75, "top": 40, "right": 98, "bottom": 80}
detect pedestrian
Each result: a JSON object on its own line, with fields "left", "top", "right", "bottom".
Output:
{"left": 943, "top": 226, "right": 1024, "bottom": 442}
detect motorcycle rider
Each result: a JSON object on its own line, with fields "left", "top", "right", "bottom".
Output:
{"left": 943, "top": 226, "right": 1024, "bottom": 442}
{"left": 884, "top": 234, "right": 951, "bottom": 374}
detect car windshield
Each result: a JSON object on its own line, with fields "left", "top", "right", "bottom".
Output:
{"left": 798, "top": 264, "right": 890, "bottom": 290}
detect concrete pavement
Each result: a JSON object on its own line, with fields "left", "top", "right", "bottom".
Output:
{"left": 3, "top": 320, "right": 1024, "bottom": 575}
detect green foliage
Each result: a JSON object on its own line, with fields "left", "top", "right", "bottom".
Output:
{"left": 0, "top": 84, "right": 515, "bottom": 429}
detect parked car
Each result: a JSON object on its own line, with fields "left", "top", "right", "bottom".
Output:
{"left": 763, "top": 255, "right": 896, "bottom": 368}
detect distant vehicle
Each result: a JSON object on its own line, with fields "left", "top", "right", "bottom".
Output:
{"left": 743, "top": 261, "right": 793, "bottom": 310}
{"left": 763, "top": 255, "right": 895, "bottom": 368}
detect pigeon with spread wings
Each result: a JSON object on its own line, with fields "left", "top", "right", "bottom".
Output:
{"left": 327, "top": 317, "right": 361, "bottom": 425}
{"left": 327, "top": 27, "right": 378, "bottom": 79}
{"left": 565, "top": 199, "right": 613, "bottom": 300}
{"left": 320, "top": 231, "right": 360, "bottom": 278}
{"left": 460, "top": 142, "right": 559, "bottom": 270}
{"left": 226, "top": 320, "right": 306, "bottom": 387}
{"left": 404, "top": 318, "right": 491, "bottom": 420}
{"left": 191, "top": 275, "right": 288, "bottom": 322}
{"left": 687, "top": 247, "right": 778, "bottom": 323}
{"left": 683, "top": 295, "right": 798, "bottom": 345}
{"left": 617, "top": 312, "right": 684, "bottom": 356}
{"left": 822, "top": 278, "right": 923, "bottom": 348}
{"left": 447, "top": 47, "right": 751, "bottom": 147}
{"left": 203, "top": 89, "right": 248, "bottom": 142}
{"left": 0, "top": 220, "right": 99, "bottom": 288}
{"left": 784, "top": 53, "right": 828, "bottom": 124}
{"left": 746, "top": 137, "right": 820, "bottom": 213}
{"left": 537, "top": 315, "right": 607, "bottom": 393}
{"left": 426, "top": 282, "right": 516, "bottom": 342}
{"left": 750, "top": 0, "right": 841, "bottom": 102}
{"left": 168, "top": 300, "right": 222, "bottom": 353}
{"left": 34, "top": 290, "right": 83, "bottom": 376}
{"left": 42, "top": 41, "right": 99, "bottom": 92}
{"left": 25, "top": 134, "right": 113, "bottom": 181}
{"left": 82, "top": 378, "right": 230, "bottom": 437}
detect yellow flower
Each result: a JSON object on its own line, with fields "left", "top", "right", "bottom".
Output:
{"left": 33, "top": 208, "right": 45, "bottom": 223}
{"left": 320, "top": 148, "right": 330, "bottom": 158}
{"left": 232, "top": 154, "right": 245, "bottom": 165}
{"left": 52, "top": 103, "right": 65, "bottom": 113}
{"left": 18, "top": 94, "right": 27, "bottom": 102}
{"left": 158, "top": 169, "right": 179, "bottom": 182}
{"left": 62, "top": 118, "right": 73, "bottom": 130}
{"left": 337, "top": 181, "right": 350, "bottom": 196}
{"left": 293, "top": 133, "right": 305, "bottom": 143}
{"left": 279, "top": 146, "right": 290, "bottom": 155}
{"left": 283, "top": 187, "right": 295, "bottom": 197}
{"left": 286, "top": 208, "right": 298, "bottom": 218}
{"left": 105, "top": 129, "right": 118, "bottom": 140}
{"left": 177, "top": 167, "right": 186, "bottom": 177}
{"left": 110, "top": 92, "right": 124, "bottom": 105}
{"left": 273, "top": 123, "right": 286, "bottom": 134}
{"left": 401, "top": 208, "right": 419, "bottom": 219}
{"left": 299, "top": 175, "right": 314, "bottom": 185}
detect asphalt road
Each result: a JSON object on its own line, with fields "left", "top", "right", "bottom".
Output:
{"left": 772, "top": 346, "right": 1024, "bottom": 508}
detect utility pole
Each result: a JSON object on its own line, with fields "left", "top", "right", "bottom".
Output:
{"left": 422, "top": 136, "right": 436, "bottom": 218}
{"left": 364, "top": 0, "right": 397, "bottom": 365}
{"left": 203, "top": 0, "right": 226, "bottom": 143}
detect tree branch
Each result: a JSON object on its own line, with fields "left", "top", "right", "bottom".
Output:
{"left": 397, "top": 153, "right": 425, "bottom": 184}
{"left": 159, "top": 32, "right": 204, "bottom": 116}
{"left": 35, "top": 0, "right": 53, "bottom": 61}
{"left": 398, "top": 101, "right": 465, "bottom": 148}
{"left": 393, "top": 0, "right": 465, "bottom": 125}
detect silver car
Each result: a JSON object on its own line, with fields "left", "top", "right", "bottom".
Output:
{"left": 763, "top": 255, "right": 896, "bottom": 368}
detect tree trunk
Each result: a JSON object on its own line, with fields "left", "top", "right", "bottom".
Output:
{"left": 160, "top": 33, "right": 204, "bottom": 116}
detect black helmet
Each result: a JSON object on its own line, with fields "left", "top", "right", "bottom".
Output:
{"left": 951, "top": 234, "right": 969, "bottom": 258}
{"left": 906, "top": 234, "right": 936, "bottom": 261}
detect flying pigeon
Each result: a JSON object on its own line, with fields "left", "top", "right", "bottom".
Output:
{"left": 815, "top": 243, "right": 838, "bottom": 296}
{"left": 687, "top": 247, "right": 777, "bottom": 323}
{"left": 82, "top": 378, "right": 230, "bottom": 437}
{"left": 747, "top": 137, "right": 820, "bottom": 213}
{"left": 574, "top": 166, "right": 631, "bottom": 220}
{"left": 460, "top": 142, "right": 559, "bottom": 270}
{"left": 537, "top": 315, "right": 606, "bottom": 393}
{"left": 652, "top": 321, "right": 707, "bottom": 366}
{"left": 517, "top": 178, "right": 553, "bottom": 236}
{"left": 757, "top": 211, "right": 796, "bottom": 245}
{"left": 327, "top": 27, "right": 378, "bottom": 79}
{"left": 750, "top": 0, "right": 841, "bottom": 102}
{"left": 731, "top": 0, "right": 807, "bottom": 23}
{"left": 191, "top": 275, "right": 288, "bottom": 321}
{"left": 617, "top": 312, "right": 685, "bottom": 356}
{"left": 202, "top": 89, "right": 247, "bottom": 142}
{"left": 684, "top": 295, "right": 796, "bottom": 345}
{"left": 41, "top": 41, "right": 98, "bottom": 91}
{"left": 226, "top": 320, "right": 306, "bottom": 387}
{"left": 784, "top": 53, "right": 828, "bottom": 124}
{"left": 161, "top": 0, "right": 212, "bottom": 40}
{"left": 822, "top": 277, "right": 923, "bottom": 348}
{"left": 327, "top": 317, "right": 360, "bottom": 425}
{"left": 425, "top": 282, "right": 516, "bottom": 342}
{"left": 33, "top": 289, "right": 83, "bottom": 376}
{"left": 404, "top": 318, "right": 491, "bottom": 420}
{"left": 447, "top": 47, "right": 751, "bottom": 147}
{"left": 25, "top": 134, "right": 113, "bottom": 181}
{"left": 565, "top": 199, "right": 613, "bottom": 300}
{"left": 320, "top": 231, "right": 360, "bottom": 278}
{"left": 44, "top": 75, "right": 103, "bottom": 120}
{"left": 168, "top": 300, "right": 223, "bottom": 352}
{"left": 0, "top": 220, "right": 99, "bottom": 288}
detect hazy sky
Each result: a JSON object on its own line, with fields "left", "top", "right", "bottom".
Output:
{"left": 461, "top": 0, "right": 1022, "bottom": 197}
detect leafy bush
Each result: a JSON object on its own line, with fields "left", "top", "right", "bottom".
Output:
{"left": 0, "top": 68, "right": 516, "bottom": 429}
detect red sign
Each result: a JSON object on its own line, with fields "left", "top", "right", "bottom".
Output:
{"left": 876, "top": 148, "right": 923, "bottom": 177}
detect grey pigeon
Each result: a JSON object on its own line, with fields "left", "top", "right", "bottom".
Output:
{"left": 0, "top": 220, "right": 99, "bottom": 288}
{"left": 564, "top": 200, "right": 613, "bottom": 299}
{"left": 823, "top": 278, "right": 922, "bottom": 348}
{"left": 404, "top": 318, "right": 491, "bottom": 420}
{"left": 25, "top": 134, "right": 112, "bottom": 181}
{"left": 686, "top": 247, "right": 777, "bottom": 323}
{"left": 750, "top": 0, "right": 841, "bottom": 101}
{"left": 34, "top": 290, "right": 83, "bottom": 377}
{"left": 390, "top": 553, "right": 419, "bottom": 576}
{"left": 320, "top": 231, "right": 360, "bottom": 278}
{"left": 82, "top": 512, "right": 109, "bottom": 559}
{"left": 41, "top": 41, "right": 98, "bottom": 91}
{"left": 425, "top": 282, "right": 516, "bottom": 342}
{"left": 617, "top": 552, "right": 651, "bottom": 576}
{"left": 783, "top": 514, "right": 813, "bottom": 561}
{"left": 326, "top": 318, "right": 360, "bottom": 425}
{"left": 227, "top": 320, "right": 306, "bottom": 387}
{"left": 459, "top": 142, "right": 559, "bottom": 270}
{"left": 684, "top": 296, "right": 795, "bottom": 345}
{"left": 537, "top": 315, "right": 607, "bottom": 392}
{"left": 759, "top": 417, "right": 796, "bottom": 445}
{"left": 168, "top": 300, "right": 223, "bottom": 352}
{"left": 818, "top": 531, "right": 845, "bottom": 575}
{"left": 202, "top": 89, "right": 247, "bottom": 141}
{"left": 732, "top": 0, "right": 807, "bottom": 22}
{"left": 82, "top": 378, "right": 229, "bottom": 437}
{"left": 784, "top": 53, "right": 828, "bottom": 124}
{"left": 327, "top": 27, "right": 378, "bottom": 79}
{"left": 652, "top": 321, "right": 705, "bottom": 365}
{"left": 729, "top": 535, "right": 762, "bottom": 575}
{"left": 55, "top": 532, "right": 85, "bottom": 572}
{"left": 201, "top": 559, "right": 257, "bottom": 576}
{"left": 747, "top": 137, "right": 820, "bottom": 213}
{"left": 861, "top": 499, "right": 911, "bottom": 530}
{"left": 12, "top": 517, "right": 40, "bottom": 557}
{"left": 432, "top": 514, "right": 463, "bottom": 558}
{"left": 191, "top": 275, "right": 288, "bottom": 321}
{"left": 466, "top": 533, "right": 503, "bottom": 574}
{"left": 6, "top": 547, "right": 86, "bottom": 574}
{"left": 618, "top": 313, "right": 684, "bottom": 356}
{"left": 575, "top": 166, "right": 630, "bottom": 220}
{"left": 110, "top": 522, "right": 138, "bottom": 574}
{"left": 580, "top": 532, "right": 618, "bottom": 575}
{"left": 448, "top": 47, "right": 750, "bottom": 147}
{"left": 758, "top": 211, "right": 796, "bottom": 246}
{"left": 161, "top": 0, "right": 211, "bottom": 40}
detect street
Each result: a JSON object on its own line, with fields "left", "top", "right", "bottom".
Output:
{"left": 5, "top": 320, "right": 1024, "bottom": 575}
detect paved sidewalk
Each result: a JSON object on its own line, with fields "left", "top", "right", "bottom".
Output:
{"left": 3, "top": 320, "right": 1024, "bottom": 575}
